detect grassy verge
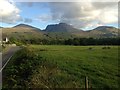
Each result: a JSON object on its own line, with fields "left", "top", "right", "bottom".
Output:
{"left": 3, "top": 45, "right": 119, "bottom": 89}
{"left": 3, "top": 46, "right": 43, "bottom": 88}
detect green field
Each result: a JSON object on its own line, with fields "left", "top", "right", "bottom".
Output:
{"left": 3, "top": 45, "right": 119, "bottom": 88}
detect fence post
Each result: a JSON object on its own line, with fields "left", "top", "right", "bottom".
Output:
{"left": 85, "top": 76, "right": 88, "bottom": 90}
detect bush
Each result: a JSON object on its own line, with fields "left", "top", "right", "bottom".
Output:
{"left": 88, "top": 47, "right": 93, "bottom": 50}
{"left": 102, "top": 46, "right": 111, "bottom": 49}
{"left": 107, "top": 47, "right": 111, "bottom": 49}
{"left": 3, "top": 47, "right": 43, "bottom": 88}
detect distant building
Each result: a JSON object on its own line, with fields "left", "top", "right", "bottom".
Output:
{"left": 3, "top": 37, "right": 9, "bottom": 43}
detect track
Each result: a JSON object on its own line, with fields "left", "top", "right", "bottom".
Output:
{"left": 0, "top": 46, "right": 21, "bottom": 72}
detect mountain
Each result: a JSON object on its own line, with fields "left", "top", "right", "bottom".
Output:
{"left": 45, "top": 23, "right": 82, "bottom": 33}
{"left": 44, "top": 23, "right": 119, "bottom": 38}
{"left": 88, "top": 26, "right": 119, "bottom": 38}
{"left": 14, "top": 24, "right": 33, "bottom": 27}
{"left": 2, "top": 23, "right": 119, "bottom": 42}
{"left": 14, "top": 24, "right": 40, "bottom": 30}
{"left": 2, "top": 24, "right": 45, "bottom": 41}
{"left": 44, "top": 23, "right": 84, "bottom": 39}
{"left": 93, "top": 26, "right": 115, "bottom": 30}
{"left": 14, "top": 24, "right": 32, "bottom": 28}
{"left": 13, "top": 24, "right": 41, "bottom": 32}
{"left": 2, "top": 24, "right": 42, "bottom": 33}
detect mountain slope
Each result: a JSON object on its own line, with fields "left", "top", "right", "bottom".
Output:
{"left": 44, "top": 23, "right": 84, "bottom": 39}
{"left": 2, "top": 24, "right": 45, "bottom": 41}
{"left": 45, "top": 23, "right": 82, "bottom": 33}
{"left": 93, "top": 26, "right": 117, "bottom": 30}
{"left": 13, "top": 24, "right": 41, "bottom": 31}
{"left": 2, "top": 24, "right": 42, "bottom": 33}
{"left": 88, "top": 26, "right": 119, "bottom": 37}
{"left": 2, "top": 23, "right": 119, "bottom": 42}
{"left": 44, "top": 23, "right": 119, "bottom": 38}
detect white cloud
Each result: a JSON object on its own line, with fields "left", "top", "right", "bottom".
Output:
{"left": 47, "top": 2, "right": 118, "bottom": 29}
{"left": 98, "top": 8, "right": 118, "bottom": 24}
{"left": 0, "top": 0, "right": 21, "bottom": 24}
{"left": 35, "top": 14, "right": 52, "bottom": 22}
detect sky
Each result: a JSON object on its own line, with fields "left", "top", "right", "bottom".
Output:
{"left": 0, "top": 0, "right": 118, "bottom": 30}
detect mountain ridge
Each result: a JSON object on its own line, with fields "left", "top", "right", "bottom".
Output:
{"left": 2, "top": 23, "right": 119, "bottom": 39}
{"left": 13, "top": 24, "right": 42, "bottom": 31}
{"left": 2, "top": 23, "right": 118, "bottom": 32}
{"left": 44, "top": 23, "right": 83, "bottom": 33}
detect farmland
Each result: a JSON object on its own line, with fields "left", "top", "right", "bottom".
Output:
{"left": 3, "top": 45, "right": 119, "bottom": 88}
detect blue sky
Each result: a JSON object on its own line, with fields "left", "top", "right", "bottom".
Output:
{"left": 0, "top": 2, "right": 54, "bottom": 29}
{"left": 0, "top": 1, "right": 118, "bottom": 30}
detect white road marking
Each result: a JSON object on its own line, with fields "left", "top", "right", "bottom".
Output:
{"left": 0, "top": 55, "right": 13, "bottom": 72}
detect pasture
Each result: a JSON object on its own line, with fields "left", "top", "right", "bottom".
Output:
{"left": 3, "top": 45, "right": 119, "bottom": 88}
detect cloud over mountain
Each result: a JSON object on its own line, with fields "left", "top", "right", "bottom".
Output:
{"left": 0, "top": 1, "right": 118, "bottom": 30}
{"left": 47, "top": 2, "right": 118, "bottom": 29}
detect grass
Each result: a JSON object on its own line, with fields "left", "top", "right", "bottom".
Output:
{"left": 3, "top": 45, "right": 119, "bottom": 88}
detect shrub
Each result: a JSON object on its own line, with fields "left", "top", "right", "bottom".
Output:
{"left": 3, "top": 47, "right": 43, "bottom": 88}
{"left": 102, "top": 46, "right": 111, "bottom": 49}
{"left": 88, "top": 47, "right": 93, "bottom": 50}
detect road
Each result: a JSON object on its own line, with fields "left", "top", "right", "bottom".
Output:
{"left": 0, "top": 46, "right": 21, "bottom": 72}
{"left": 0, "top": 52, "right": 1, "bottom": 89}
{"left": 0, "top": 46, "right": 21, "bottom": 89}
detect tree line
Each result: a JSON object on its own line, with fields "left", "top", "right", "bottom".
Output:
{"left": 9, "top": 37, "right": 120, "bottom": 46}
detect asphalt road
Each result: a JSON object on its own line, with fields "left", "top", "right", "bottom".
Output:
{"left": 0, "top": 46, "right": 21, "bottom": 72}
{"left": 0, "top": 46, "right": 21, "bottom": 88}
{"left": 0, "top": 52, "right": 2, "bottom": 89}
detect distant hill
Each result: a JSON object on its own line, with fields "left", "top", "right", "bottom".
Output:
{"left": 14, "top": 24, "right": 31, "bottom": 27}
{"left": 44, "top": 23, "right": 118, "bottom": 38}
{"left": 14, "top": 24, "right": 41, "bottom": 30}
{"left": 2, "top": 24, "right": 45, "bottom": 41}
{"left": 12, "top": 24, "right": 41, "bottom": 32}
{"left": 2, "top": 23, "right": 119, "bottom": 42}
{"left": 87, "top": 26, "right": 118, "bottom": 38}
{"left": 93, "top": 26, "right": 116, "bottom": 30}
{"left": 2, "top": 24, "right": 42, "bottom": 33}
